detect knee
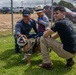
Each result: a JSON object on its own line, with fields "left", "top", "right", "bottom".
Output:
{"left": 40, "top": 36, "right": 45, "bottom": 43}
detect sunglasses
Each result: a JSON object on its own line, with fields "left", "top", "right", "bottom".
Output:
{"left": 23, "top": 15, "right": 29, "bottom": 17}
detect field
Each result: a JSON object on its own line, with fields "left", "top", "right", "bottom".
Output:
{"left": 0, "top": 13, "right": 37, "bottom": 32}
{"left": 0, "top": 14, "right": 76, "bottom": 75}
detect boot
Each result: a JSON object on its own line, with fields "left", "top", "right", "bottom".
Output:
{"left": 38, "top": 63, "right": 53, "bottom": 70}
{"left": 66, "top": 58, "right": 74, "bottom": 67}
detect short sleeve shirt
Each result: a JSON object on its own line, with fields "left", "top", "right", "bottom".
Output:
{"left": 51, "top": 18, "right": 76, "bottom": 53}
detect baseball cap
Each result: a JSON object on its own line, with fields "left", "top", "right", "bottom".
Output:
{"left": 35, "top": 5, "right": 44, "bottom": 13}
{"left": 22, "top": 9, "right": 30, "bottom": 16}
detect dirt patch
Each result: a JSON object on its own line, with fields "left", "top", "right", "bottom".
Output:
{"left": 0, "top": 13, "right": 38, "bottom": 31}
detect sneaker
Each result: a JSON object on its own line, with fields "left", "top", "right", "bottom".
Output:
{"left": 22, "top": 53, "right": 27, "bottom": 60}
{"left": 38, "top": 63, "right": 53, "bottom": 70}
{"left": 66, "top": 58, "right": 74, "bottom": 67}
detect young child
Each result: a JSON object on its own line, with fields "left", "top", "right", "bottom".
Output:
{"left": 35, "top": 5, "right": 49, "bottom": 37}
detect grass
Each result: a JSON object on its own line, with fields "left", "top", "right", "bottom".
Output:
{"left": 0, "top": 35, "right": 76, "bottom": 75}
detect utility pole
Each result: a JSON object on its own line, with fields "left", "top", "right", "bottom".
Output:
{"left": 11, "top": 0, "right": 14, "bottom": 35}
{"left": 21, "top": 1, "right": 24, "bottom": 7}
{"left": 73, "top": 0, "right": 76, "bottom": 8}
{"left": 44, "top": 0, "right": 46, "bottom": 6}
{"left": 51, "top": 0, "right": 53, "bottom": 27}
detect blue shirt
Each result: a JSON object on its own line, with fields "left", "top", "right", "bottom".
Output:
{"left": 37, "top": 14, "right": 49, "bottom": 32}
{"left": 15, "top": 19, "right": 38, "bottom": 36}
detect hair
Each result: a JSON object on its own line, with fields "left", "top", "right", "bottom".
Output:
{"left": 54, "top": 6, "right": 66, "bottom": 12}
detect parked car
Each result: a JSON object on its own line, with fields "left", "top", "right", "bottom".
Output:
{"left": 1, "top": 7, "right": 10, "bottom": 14}
{"left": 28, "top": 8, "right": 34, "bottom": 13}
{"left": 24, "top": 7, "right": 34, "bottom": 14}
{"left": 65, "top": 7, "right": 76, "bottom": 23}
{"left": 44, "top": 6, "right": 76, "bottom": 23}
{"left": 13, "top": 7, "right": 24, "bottom": 13}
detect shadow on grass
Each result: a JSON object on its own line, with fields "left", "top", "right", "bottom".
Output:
{"left": 0, "top": 49, "right": 14, "bottom": 60}
{"left": 0, "top": 49, "right": 42, "bottom": 69}
{"left": 0, "top": 49, "right": 26, "bottom": 68}
{"left": 24, "top": 60, "right": 72, "bottom": 75}
{"left": 0, "top": 49, "right": 72, "bottom": 75}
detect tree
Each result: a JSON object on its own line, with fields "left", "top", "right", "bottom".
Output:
{"left": 58, "top": 0, "right": 74, "bottom": 9}
{"left": 53, "top": 2, "right": 58, "bottom": 6}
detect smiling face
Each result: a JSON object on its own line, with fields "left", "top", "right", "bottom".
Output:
{"left": 54, "top": 10, "right": 66, "bottom": 21}
{"left": 37, "top": 11, "right": 44, "bottom": 17}
{"left": 17, "top": 34, "right": 28, "bottom": 46}
{"left": 23, "top": 15, "right": 31, "bottom": 23}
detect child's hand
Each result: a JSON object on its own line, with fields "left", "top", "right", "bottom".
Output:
{"left": 38, "top": 20, "right": 43, "bottom": 24}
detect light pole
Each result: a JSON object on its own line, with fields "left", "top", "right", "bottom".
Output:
{"left": 44, "top": 0, "right": 46, "bottom": 6}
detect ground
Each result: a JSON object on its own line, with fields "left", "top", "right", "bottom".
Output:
{"left": 0, "top": 13, "right": 38, "bottom": 31}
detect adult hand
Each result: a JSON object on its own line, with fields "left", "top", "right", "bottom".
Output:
{"left": 45, "top": 27, "right": 50, "bottom": 31}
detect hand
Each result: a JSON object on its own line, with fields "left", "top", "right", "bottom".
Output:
{"left": 38, "top": 20, "right": 43, "bottom": 24}
{"left": 45, "top": 27, "right": 50, "bottom": 31}
{"left": 16, "top": 34, "right": 21, "bottom": 38}
{"left": 43, "top": 28, "right": 52, "bottom": 37}
{"left": 43, "top": 31, "right": 49, "bottom": 37}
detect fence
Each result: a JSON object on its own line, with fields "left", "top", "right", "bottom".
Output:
{"left": 0, "top": 13, "right": 18, "bottom": 36}
{"left": 0, "top": 13, "right": 38, "bottom": 37}
{"left": 0, "top": 13, "right": 76, "bottom": 37}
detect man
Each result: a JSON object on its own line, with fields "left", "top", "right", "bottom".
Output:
{"left": 35, "top": 5, "right": 49, "bottom": 37}
{"left": 39, "top": 6, "right": 76, "bottom": 70}
{"left": 14, "top": 8, "right": 38, "bottom": 54}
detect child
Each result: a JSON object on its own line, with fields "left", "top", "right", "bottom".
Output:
{"left": 35, "top": 5, "right": 49, "bottom": 37}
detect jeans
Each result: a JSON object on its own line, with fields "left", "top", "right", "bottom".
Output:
{"left": 14, "top": 33, "right": 37, "bottom": 53}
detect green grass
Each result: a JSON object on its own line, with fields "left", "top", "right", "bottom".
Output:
{"left": 0, "top": 35, "right": 76, "bottom": 75}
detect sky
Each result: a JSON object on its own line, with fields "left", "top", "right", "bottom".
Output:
{"left": 0, "top": 0, "right": 76, "bottom": 8}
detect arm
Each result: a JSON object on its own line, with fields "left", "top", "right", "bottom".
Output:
{"left": 43, "top": 28, "right": 59, "bottom": 39}
{"left": 39, "top": 20, "right": 49, "bottom": 27}
{"left": 15, "top": 23, "right": 21, "bottom": 36}
{"left": 38, "top": 15, "right": 49, "bottom": 27}
{"left": 51, "top": 33, "right": 59, "bottom": 39}
{"left": 32, "top": 20, "right": 38, "bottom": 34}
{"left": 43, "top": 28, "right": 54, "bottom": 37}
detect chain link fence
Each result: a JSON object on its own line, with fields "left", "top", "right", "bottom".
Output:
{"left": 0, "top": 13, "right": 19, "bottom": 36}
{"left": 0, "top": 13, "right": 38, "bottom": 37}
{"left": 0, "top": 13, "right": 76, "bottom": 37}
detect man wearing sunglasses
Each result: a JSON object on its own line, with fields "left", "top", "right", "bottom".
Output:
{"left": 14, "top": 9, "right": 38, "bottom": 54}
{"left": 39, "top": 6, "right": 76, "bottom": 70}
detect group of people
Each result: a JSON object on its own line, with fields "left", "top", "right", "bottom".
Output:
{"left": 14, "top": 5, "right": 76, "bottom": 70}
{"left": 14, "top": 5, "right": 49, "bottom": 54}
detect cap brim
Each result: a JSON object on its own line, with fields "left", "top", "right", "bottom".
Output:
{"left": 35, "top": 9, "right": 44, "bottom": 13}
{"left": 22, "top": 14, "right": 30, "bottom": 16}
{"left": 37, "top": 10, "right": 43, "bottom": 13}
